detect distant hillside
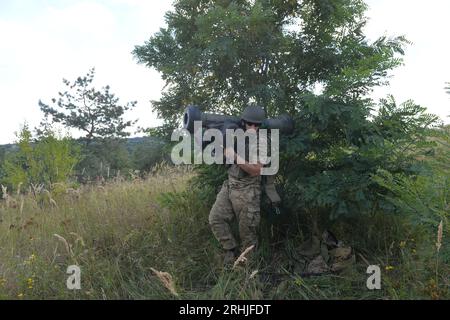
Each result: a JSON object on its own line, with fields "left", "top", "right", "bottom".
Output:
{"left": 0, "top": 137, "right": 169, "bottom": 174}
{"left": 0, "top": 136, "right": 170, "bottom": 181}
{"left": 0, "top": 143, "right": 18, "bottom": 153}
{"left": 125, "top": 136, "right": 167, "bottom": 153}
{"left": 0, "top": 136, "right": 166, "bottom": 154}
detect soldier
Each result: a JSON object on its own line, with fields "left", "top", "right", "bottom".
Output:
{"left": 208, "top": 104, "right": 266, "bottom": 267}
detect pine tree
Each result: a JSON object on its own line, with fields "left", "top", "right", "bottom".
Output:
{"left": 39, "top": 68, "right": 137, "bottom": 146}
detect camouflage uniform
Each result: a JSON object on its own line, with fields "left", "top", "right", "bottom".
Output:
{"left": 209, "top": 136, "right": 263, "bottom": 253}
{"left": 208, "top": 102, "right": 273, "bottom": 259}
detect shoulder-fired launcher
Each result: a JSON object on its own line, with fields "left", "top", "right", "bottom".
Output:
{"left": 183, "top": 105, "right": 294, "bottom": 134}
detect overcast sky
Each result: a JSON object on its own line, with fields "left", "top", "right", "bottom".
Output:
{"left": 0, "top": 0, "right": 449, "bottom": 144}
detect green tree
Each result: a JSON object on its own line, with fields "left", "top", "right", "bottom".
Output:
{"left": 373, "top": 123, "right": 449, "bottom": 231}
{"left": 39, "top": 68, "right": 137, "bottom": 145}
{"left": 0, "top": 146, "right": 6, "bottom": 175}
{"left": 133, "top": 0, "right": 408, "bottom": 129}
{"left": 76, "top": 138, "right": 132, "bottom": 180}
{"left": 132, "top": 137, "right": 168, "bottom": 172}
{"left": 1, "top": 125, "right": 81, "bottom": 191}
{"left": 133, "top": 0, "right": 439, "bottom": 223}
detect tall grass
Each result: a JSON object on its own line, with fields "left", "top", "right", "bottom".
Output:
{"left": 0, "top": 163, "right": 448, "bottom": 300}
{"left": 0, "top": 165, "right": 200, "bottom": 299}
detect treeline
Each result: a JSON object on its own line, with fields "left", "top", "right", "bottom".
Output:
{"left": 0, "top": 68, "right": 170, "bottom": 194}
{"left": 0, "top": 126, "right": 168, "bottom": 194}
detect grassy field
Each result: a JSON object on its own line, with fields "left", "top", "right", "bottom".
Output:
{"left": 0, "top": 164, "right": 448, "bottom": 300}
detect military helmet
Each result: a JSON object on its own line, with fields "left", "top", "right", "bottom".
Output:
{"left": 241, "top": 104, "right": 266, "bottom": 124}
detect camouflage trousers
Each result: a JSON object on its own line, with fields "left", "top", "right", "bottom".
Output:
{"left": 209, "top": 177, "right": 261, "bottom": 252}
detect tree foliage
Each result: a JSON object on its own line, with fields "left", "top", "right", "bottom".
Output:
{"left": 1, "top": 125, "right": 81, "bottom": 191}
{"left": 134, "top": 0, "right": 408, "bottom": 127}
{"left": 133, "top": 0, "right": 439, "bottom": 220}
{"left": 132, "top": 138, "right": 169, "bottom": 172}
{"left": 39, "top": 68, "right": 137, "bottom": 145}
{"left": 373, "top": 124, "right": 449, "bottom": 233}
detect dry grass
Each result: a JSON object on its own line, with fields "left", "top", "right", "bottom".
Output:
{"left": 0, "top": 164, "right": 194, "bottom": 299}
{"left": 150, "top": 268, "right": 178, "bottom": 297}
{"left": 233, "top": 245, "right": 255, "bottom": 269}
{"left": 0, "top": 162, "right": 448, "bottom": 300}
{"left": 436, "top": 220, "right": 443, "bottom": 252}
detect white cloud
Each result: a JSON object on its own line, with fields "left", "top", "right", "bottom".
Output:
{"left": 364, "top": 0, "right": 450, "bottom": 121}
{"left": 0, "top": 0, "right": 172, "bottom": 144}
{"left": 0, "top": 0, "right": 448, "bottom": 144}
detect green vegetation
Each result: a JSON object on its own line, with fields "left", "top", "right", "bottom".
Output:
{"left": 0, "top": 125, "right": 81, "bottom": 193}
{"left": 0, "top": 0, "right": 448, "bottom": 300}
{"left": 133, "top": 0, "right": 431, "bottom": 227}
{"left": 38, "top": 68, "right": 137, "bottom": 145}
{"left": 0, "top": 160, "right": 447, "bottom": 300}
